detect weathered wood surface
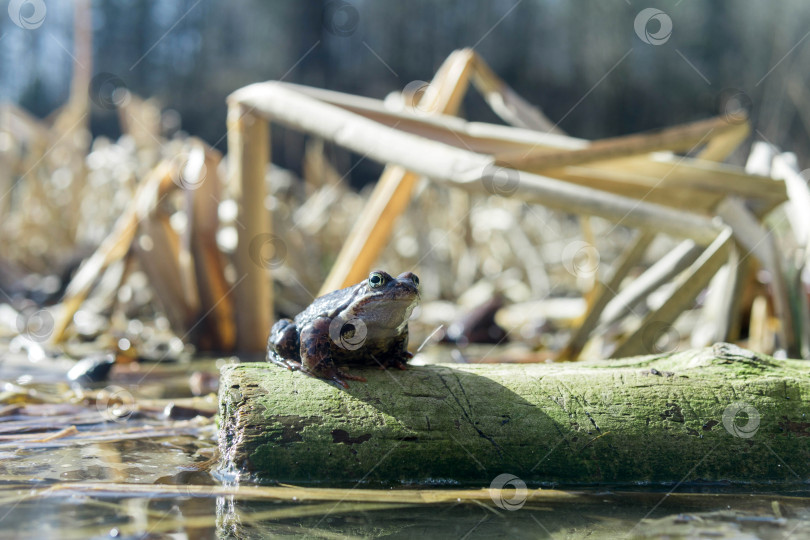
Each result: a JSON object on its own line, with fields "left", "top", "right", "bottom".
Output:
{"left": 218, "top": 343, "right": 810, "bottom": 487}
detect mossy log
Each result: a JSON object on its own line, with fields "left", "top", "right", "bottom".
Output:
{"left": 217, "top": 344, "right": 810, "bottom": 487}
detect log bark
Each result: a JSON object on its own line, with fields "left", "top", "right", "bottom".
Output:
{"left": 218, "top": 343, "right": 810, "bottom": 487}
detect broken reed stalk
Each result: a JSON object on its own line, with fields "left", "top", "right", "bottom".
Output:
{"left": 559, "top": 230, "right": 655, "bottom": 360}
{"left": 286, "top": 83, "right": 784, "bottom": 214}
{"left": 229, "top": 82, "right": 721, "bottom": 245}
{"left": 495, "top": 115, "right": 746, "bottom": 171}
{"left": 319, "top": 49, "right": 475, "bottom": 294}
{"left": 321, "top": 48, "right": 574, "bottom": 294}
{"left": 469, "top": 49, "right": 565, "bottom": 134}
{"left": 319, "top": 167, "right": 421, "bottom": 295}
{"left": 597, "top": 239, "right": 704, "bottom": 331}
{"left": 226, "top": 104, "right": 272, "bottom": 353}
{"left": 50, "top": 162, "right": 174, "bottom": 343}
{"left": 133, "top": 165, "right": 197, "bottom": 334}
{"left": 612, "top": 228, "right": 733, "bottom": 358}
{"left": 185, "top": 141, "right": 237, "bottom": 350}
{"left": 716, "top": 197, "right": 795, "bottom": 354}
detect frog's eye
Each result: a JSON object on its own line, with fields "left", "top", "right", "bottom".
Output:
{"left": 411, "top": 274, "right": 420, "bottom": 287}
{"left": 368, "top": 272, "right": 387, "bottom": 288}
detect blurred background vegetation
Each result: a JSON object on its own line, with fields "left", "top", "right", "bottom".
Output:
{"left": 3, "top": 0, "right": 809, "bottom": 185}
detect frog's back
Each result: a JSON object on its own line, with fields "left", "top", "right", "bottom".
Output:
{"left": 293, "top": 284, "right": 360, "bottom": 326}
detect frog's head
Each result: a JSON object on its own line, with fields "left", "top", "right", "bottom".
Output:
{"left": 347, "top": 270, "right": 421, "bottom": 329}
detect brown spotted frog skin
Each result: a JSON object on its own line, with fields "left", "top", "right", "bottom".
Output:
{"left": 267, "top": 271, "right": 420, "bottom": 387}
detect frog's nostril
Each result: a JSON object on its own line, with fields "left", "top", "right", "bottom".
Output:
{"left": 398, "top": 271, "right": 419, "bottom": 286}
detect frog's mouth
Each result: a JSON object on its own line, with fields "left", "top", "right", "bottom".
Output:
{"left": 390, "top": 287, "right": 420, "bottom": 303}
{"left": 355, "top": 289, "right": 419, "bottom": 329}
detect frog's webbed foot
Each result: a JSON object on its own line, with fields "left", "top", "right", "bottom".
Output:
{"left": 390, "top": 352, "right": 411, "bottom": 370}
{"left": 379, "top": 332, "right": 413, "bottom": 370}
{"left": 374, "top": 350, "right": 411, "bottom": 371}
{"left": 292, "top": 364, "right": 366, "bottom": 388}
{"left": 268, "top": 352, "right": 302, "bottom": 372}
{"left": 327, "top": 369, "right": 367, "bottom": 389}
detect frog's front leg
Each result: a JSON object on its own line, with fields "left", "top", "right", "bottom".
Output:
{"left": 267, "top": 318, "right": 301, "bottom": 370}
{"left": 380, "top": 330, "right": 412, "bottom": 370}
{"left": 300, "top": 317, "right": 367, "bottom": 388}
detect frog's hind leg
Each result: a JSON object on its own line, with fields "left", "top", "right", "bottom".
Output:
{"left": 267, "top": 318, "right": 301, "bottom": 371}
{"left": 300, "top": 317, "right": 367, "bottom": 388}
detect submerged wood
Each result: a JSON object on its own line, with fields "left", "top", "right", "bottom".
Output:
{"left": 218, "top": 344, "right": 810, "bottom": 486}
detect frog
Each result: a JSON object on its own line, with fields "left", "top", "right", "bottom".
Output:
{"left": 267, "top": 270, "right": 421, "bottom": 387}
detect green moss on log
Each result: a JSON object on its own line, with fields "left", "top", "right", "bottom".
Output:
{"left": 218, "top": 343, "right": 810, "bottom": 486}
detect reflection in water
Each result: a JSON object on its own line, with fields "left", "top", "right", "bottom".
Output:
{"left": 3, "top": 489, "right": 810, "bottom": 538}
